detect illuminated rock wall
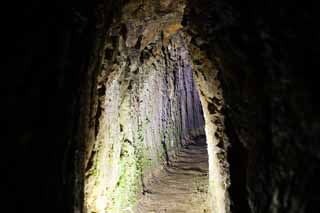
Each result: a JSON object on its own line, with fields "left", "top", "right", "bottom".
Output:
{"left": 84, "top": 34, "right": 204, "bottom": 212}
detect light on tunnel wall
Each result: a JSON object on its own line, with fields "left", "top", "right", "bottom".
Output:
{"left": 95, "top": 196, "right": 107, "bottom": 213}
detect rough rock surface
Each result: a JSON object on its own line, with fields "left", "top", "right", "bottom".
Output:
{"left": 5, "top": 0, "right": 320, "bottom": 213}
{"left": 84, "top": 32, "right": 204, "bottom": 212}
{"left": 183, "top": 0, "right": 320, "bottom": 212}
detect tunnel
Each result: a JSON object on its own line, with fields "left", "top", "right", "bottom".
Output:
{"left": 4, "top": 0, "right": 320, "bottom": 213}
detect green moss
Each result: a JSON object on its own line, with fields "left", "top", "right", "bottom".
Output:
{"left": 105, "top": 116, "right": 154, "bottom": 212}
{"left": 102, "top": 110, "right": 185, "bottom": 211}
{"left": 107, "top": 140, "right": 142, "bottom": 212}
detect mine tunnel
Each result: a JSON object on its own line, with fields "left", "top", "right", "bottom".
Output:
{"left": 4, "top": 0, "right": 320, "bottom": 213}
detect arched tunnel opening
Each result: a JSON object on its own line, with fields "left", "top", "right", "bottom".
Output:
{"left": 5, "top": 0, "right": 320, "bottom": 213}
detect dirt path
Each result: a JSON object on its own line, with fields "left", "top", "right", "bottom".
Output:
{"left": 136, "top": 136, "right": 209, "bottom": 213}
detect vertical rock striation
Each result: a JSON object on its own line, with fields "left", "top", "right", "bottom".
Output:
{"left": 84, "top": 31, "right": 204, "bottom": 212}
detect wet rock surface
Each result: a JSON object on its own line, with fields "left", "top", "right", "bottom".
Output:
{"left": 137, "top": 136, "right": 208, "bottom": 213}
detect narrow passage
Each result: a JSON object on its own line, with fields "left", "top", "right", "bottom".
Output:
{"left": 137, "top": 136, "right": 209, "bottom": 212}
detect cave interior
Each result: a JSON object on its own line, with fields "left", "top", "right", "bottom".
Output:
{"left": 4, "top": 0, "right": 320, "bottom": 212}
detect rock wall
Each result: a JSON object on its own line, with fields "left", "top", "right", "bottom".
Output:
{"left": 3, "top": 0, "right": 115, "bottom": 212}
{"left": 184, "top": 0, "right": 320, "bottom": 212}
{"left": 5, "top": 0, "right": 320, "bottom": 212}
{"left": 188, "top": 41, "right": 231, "bottom": 213}
{"left": 84, "top": 33, "right": 204, "bottom": 212}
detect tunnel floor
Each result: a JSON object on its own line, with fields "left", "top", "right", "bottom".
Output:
{"left": 136, "top": 136, "right": 209, "bottom": 212}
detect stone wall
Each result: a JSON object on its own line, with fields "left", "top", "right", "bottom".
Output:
{"left": 4, "top": 0, "right": 114, "bottom": 212}
{"left": 84, "top": 33, "right": 204, "bottom": 212}
{"left": 184, "top": 0, "right": 320, "bottom": 212}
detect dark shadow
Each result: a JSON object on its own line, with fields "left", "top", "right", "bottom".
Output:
{"left": 225, "top": 116, "right": 250, "bottom": 213}
{"left": 161, "top": 140, "right": 170, "bottom": 166}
